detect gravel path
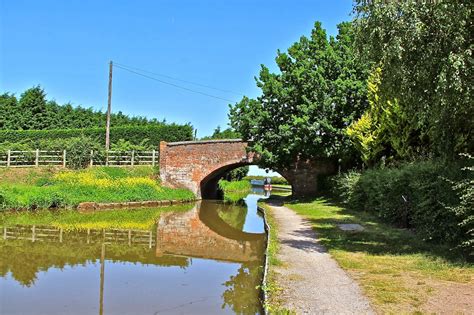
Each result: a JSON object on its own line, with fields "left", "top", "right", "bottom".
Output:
{"left": 268, "top": 202, "right": 374, "bottom": 314}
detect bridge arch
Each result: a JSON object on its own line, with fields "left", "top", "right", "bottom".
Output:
{"left": 159, "top": 139, "right": 336, "bottom": 198}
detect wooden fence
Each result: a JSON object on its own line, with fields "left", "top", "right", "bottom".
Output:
{"left": 0, "top": 149, "right": 158, "bottom": 168}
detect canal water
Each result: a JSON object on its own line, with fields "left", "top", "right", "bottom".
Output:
{"left": 0, "top": 191, "right": 269, "bottom": 315}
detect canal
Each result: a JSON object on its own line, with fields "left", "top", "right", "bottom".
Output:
{"left": 0, "top": 190, "right": 271, "bottom": 314}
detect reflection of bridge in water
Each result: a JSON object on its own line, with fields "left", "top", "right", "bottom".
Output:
{"left": 2, "top": 201, "right": 266, "bottom": 264}
{"left": 156, "top": 201, "right": 266, "bottom": 262}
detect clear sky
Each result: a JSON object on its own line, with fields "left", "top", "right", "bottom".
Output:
{"left": 0, "top": 0, "right": 353, "bottom": 138}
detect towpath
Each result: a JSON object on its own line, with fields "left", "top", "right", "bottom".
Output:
{"left": 267, "top": 201, "right": 374, "bottom": 314}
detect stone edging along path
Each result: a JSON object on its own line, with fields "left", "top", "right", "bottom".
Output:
{"left": 77, "top": 199, "right": 196, "bottom": 212}
{"left": 265, "top": 201, "right": 374, "bottom": 314}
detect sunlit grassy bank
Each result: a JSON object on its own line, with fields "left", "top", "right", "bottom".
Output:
{"left": 285, "top": 197, "right": 473, "bottom": 313}
{"left": 0, "top": 204, "right": 194, "bottom": 230}
{"left": 0, "top": 167, "right": 194, "bottom": 210}
{"left": 218, "top": 179, "right": 251, "bottom": 203}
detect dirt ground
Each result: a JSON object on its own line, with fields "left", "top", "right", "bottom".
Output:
{"left": 423, "top": 280, "right": 474, "bottom": 314}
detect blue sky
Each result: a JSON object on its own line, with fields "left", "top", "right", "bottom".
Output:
{"left": 1, "top": 0, "right": 353, "bottom": 135}
{"left": 1, "top": 0, "right": 353, "bottom": 175}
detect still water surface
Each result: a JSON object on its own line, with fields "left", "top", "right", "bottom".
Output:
{"left": 0, "top": 192, "right": 268, "bottom": 315}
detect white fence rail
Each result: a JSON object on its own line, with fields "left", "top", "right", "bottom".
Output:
{"left": 0, "top": 149, "right": 158, "bottom": 168}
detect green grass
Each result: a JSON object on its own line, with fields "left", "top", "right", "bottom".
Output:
{"left": 218, "top": 179, "right": 251, "bottom": 192}
{"left": 0, "top": 166, "right": 194, "bottom": 210}
{"left": 0, "top": 204, "right": 194, "bottom": 230}
{"left": 218, "top": 179, "right": 251, "bottom": 203}
{"left": 284, "top": 197, "right": 474, "bottom": 313}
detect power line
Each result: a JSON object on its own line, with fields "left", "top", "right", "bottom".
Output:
{"left": 115, "top": 61, "right": 244, "bottom": 95}
{"left": 114, "top": 62, "right": 244, "bottom": 96}
{"left": 114, "top": 64, "right": 238, "bottom": 103}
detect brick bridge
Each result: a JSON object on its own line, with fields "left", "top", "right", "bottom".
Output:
{"left": 159, "top": 139, "right": 336, "bottom": 198}
{"left": 155, "top": 201, "right": 265, "bottom": 262}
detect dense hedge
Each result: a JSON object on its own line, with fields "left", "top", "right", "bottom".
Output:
{"left": 0, "top": 124, "right": 193, "bottom": 147}
{"left": 330, "top": 160, "right": 473, "bottom": 256}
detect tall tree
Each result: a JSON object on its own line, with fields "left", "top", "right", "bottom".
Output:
{"left": 18, "top": 86, "right": 48, "bottom": 130}
{"left": 353, "top": 0, "right": 473, "bottom": 159}
{"left": 229, "top": 22, "right": 369, "bottom": 170}
{"left": 0, "top": 93, "right": 18, "bottom": 130}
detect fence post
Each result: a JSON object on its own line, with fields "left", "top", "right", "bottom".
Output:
{"left": 105, "top": 151, "right": 109, "bottom": 166}
{"left": 90, "top": 150, "right": 94, "bottom": 167}
{"left": 35, "top": 149, "right": 39, "bottom": 167}
{"left": 152, "top": 150, "right": 156, "bottom": 166}
{"left": 131, "top": 150, "right": 135, "bottom": 166}
{"left": 63, "top": 150, "right": 67, "bottom": 168}
{"left": 7, "top": 150, "right": 10, "bottom": 167}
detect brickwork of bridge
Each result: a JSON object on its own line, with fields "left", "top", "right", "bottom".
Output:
{"left": 159, "top": 139, "right": 336, "bottom": 198}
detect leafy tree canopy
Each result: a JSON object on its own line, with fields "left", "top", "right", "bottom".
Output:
{"left": 229, "top": 21, "right": 369, "bottom": 170}
{"left": 353, "top": 0, "right": 473, "bottom": 159}
{"left": 201, "top": 126, "right": 241, "bottom": 140}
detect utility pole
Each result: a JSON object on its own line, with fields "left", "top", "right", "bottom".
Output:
{"left": 105, "top": 61, "right": 113, "bottom": 151}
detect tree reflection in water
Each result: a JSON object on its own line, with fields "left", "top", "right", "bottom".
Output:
{"left": 215, "top": 201, "right": 248, "bottom": 231}
{"left": 222, "top": 262, "right": 263, "bottom": 315}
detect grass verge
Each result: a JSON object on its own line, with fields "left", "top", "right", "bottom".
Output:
{"left": 286, "top": 197, "right": 473, "bottom": 313}
{"left": 259, "top": 202, "right": 294, "bottom": 314}
{"left": 0, "top": 166, "right": 194, "bottom": 210}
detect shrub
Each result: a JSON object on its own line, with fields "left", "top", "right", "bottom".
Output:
{"left": 330, "top": 160, "right": 470, "bottom": 254}
{"left": 64, "top": 136, "right": 103, "bottom": 169}
{"left": 329, "top": 171, "right": 361, "bottom": 205}
{"left": 447, "top": 154, "right": 474, "bottom": 253}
